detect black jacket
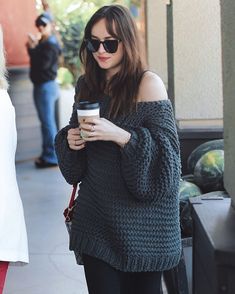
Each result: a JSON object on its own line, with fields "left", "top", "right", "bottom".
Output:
{"left": 28, "top": 35, "right": 61, "bottom": 85}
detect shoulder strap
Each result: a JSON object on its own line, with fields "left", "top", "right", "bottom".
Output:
{"left": 68, "top": 184, "right": 78, "bottom": 208}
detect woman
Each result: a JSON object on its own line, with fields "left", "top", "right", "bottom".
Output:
{"left": 55, "top": 5, "right": 181, "bottom": 294}
{"left": 0, "top": 27, "right": 29, "bottom": 293}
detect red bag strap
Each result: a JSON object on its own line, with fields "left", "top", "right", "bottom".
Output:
{"left": 68, "top": 184, "right": 78, "bottom": 208}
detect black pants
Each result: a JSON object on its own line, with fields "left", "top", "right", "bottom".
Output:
{"left": 83, "top": 254, "right": 162, "bottom": 294}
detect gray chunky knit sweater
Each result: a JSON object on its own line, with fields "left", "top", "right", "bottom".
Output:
{"left": 55, "top": 91, "right": 181, "bottom": 272}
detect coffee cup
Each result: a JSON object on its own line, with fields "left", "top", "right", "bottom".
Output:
{"left": 77, "top": 101, "right": 100, "bottom": 124}
{"left": 77, "top": 101, "right": 100, "bottom": 139}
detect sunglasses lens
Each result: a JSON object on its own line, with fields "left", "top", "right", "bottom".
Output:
{"left": 103, "top": 40, "right": 119, "bottom": 53}
{"left": 86, "top": 39, "right": 100, "bottom": 52}
{"left": 86, "top": 39, "right": 119, "bottom": 53}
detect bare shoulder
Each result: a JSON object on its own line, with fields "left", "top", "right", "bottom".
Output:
{"left": 137, "top": 71, "right": 168, "bottom": 102}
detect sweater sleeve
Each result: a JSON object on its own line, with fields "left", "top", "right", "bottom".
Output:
{"left": 54, "top": 79, "right": 87, "bottom": 185}
{"left": 120, "top": 100, "right": 181, "bottom": 202}
{"left": 40, "top": 43, "right": 59, "bottom": 71}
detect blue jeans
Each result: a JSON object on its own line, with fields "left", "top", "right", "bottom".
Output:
{"left": 33, "top": 80, "right": 59, "bottom": 164}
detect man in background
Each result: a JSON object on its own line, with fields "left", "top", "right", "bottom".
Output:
{"left": 26, "top": 13, "right": 61, "bottom": 168}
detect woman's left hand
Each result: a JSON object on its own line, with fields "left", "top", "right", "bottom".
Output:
{"left": 79, "top": 118, "right": 131, "bottom": 148}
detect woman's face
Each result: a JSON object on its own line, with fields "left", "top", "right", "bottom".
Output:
{"left": 90, "top": 18, "right": 123, "bottom": 79}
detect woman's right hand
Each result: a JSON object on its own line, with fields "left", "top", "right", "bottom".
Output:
{"left": 67, "top": 128, "right": 86, "bottom": 150}
{"left": 26, "top": 34, "right": 38, "bottom": 49}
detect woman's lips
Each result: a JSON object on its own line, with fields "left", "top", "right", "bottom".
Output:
{"left": 97, "top": 56, "right": 110, "bottom": 62}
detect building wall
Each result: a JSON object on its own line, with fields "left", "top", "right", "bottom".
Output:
{"left": 173, "top": 0, "right": 223, "bottom": 128}
{"left": 146, "top": 0, "right": 223, "bottom": 129}
{"left": 0, "top": 0, "right": 37, "bottom": 67}
{"left": 146, "top": 0, "right": 168, "bottom": 86}
{"left": 221, "top": 0, "right": 235, "bottom": 207}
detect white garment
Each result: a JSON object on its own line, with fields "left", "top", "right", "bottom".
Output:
{"left": 0, "top": 89, "right": 29, "bottom": 264}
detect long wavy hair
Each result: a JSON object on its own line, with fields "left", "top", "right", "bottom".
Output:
{"left": 78, "top": 5, "right": 146, "bottom": 118}
{"left": 0, "top": 26, "right": 8, "bottom": 90}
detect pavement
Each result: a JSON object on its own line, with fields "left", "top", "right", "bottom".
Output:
{"left": 4, "top": 160, "right": 88, "bottom": 294}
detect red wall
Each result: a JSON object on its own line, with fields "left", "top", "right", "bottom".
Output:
{"left": 0, "top": 0, "right": 37, "bottom": 67}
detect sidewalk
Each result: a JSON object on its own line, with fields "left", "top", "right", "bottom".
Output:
{"left": 4, "top": 160, "right": 88, "bottom": 294}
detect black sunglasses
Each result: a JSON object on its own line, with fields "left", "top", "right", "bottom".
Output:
{"left": 86, "top": 38, "right": 120, "bottom": 53}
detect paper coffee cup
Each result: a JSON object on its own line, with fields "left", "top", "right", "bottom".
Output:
{"left": 77, "top": 101, "right": 100, "bottom": 124}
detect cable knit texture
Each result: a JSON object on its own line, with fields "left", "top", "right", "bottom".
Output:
{"left": 55, "top": 88, "right": 182, "bottom": 272}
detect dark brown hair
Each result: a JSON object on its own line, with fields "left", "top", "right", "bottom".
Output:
{"left": 78, "top": 4, "right": 146, "bottom": 118}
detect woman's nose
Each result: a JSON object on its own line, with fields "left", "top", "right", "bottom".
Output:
{"left": 97, "top": 43, "right": 106, "bottom": 53}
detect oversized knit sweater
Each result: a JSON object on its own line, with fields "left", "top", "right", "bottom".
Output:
{"left": 55, "top": 88, "right": 182, "bottom": 272}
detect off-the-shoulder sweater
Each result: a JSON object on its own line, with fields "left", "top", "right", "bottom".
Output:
{"left": 55, "top": 90, "right": 182, "bottom": 272}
